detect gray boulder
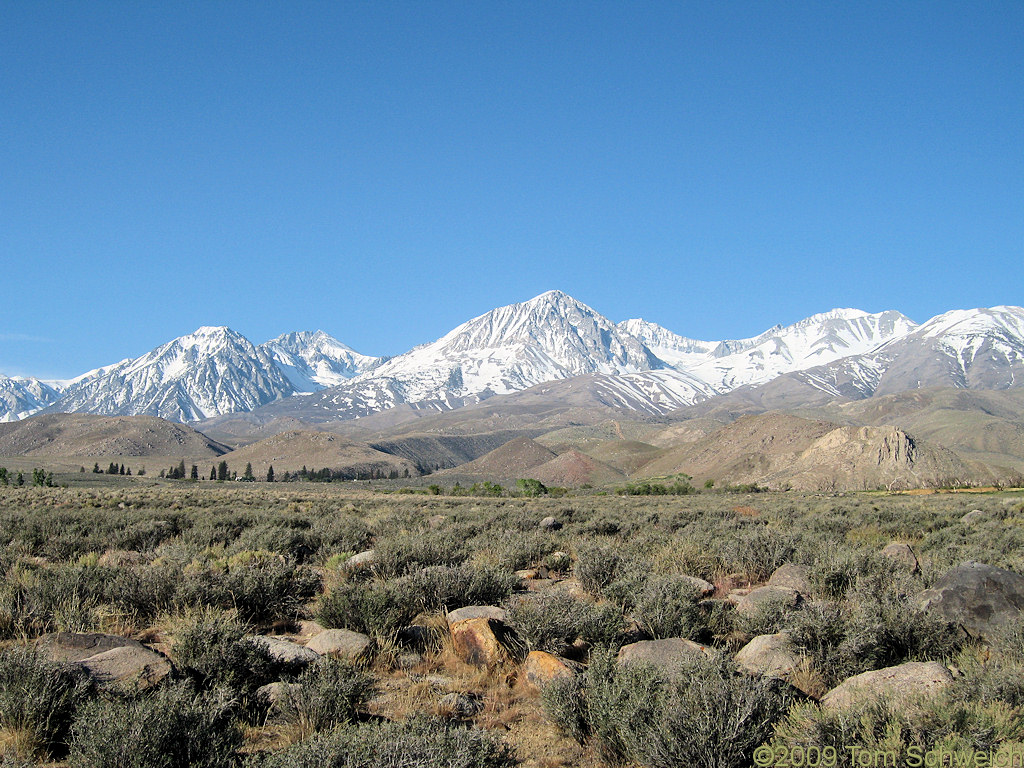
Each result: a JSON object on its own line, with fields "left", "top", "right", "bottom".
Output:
{"left": 39, "top": 632, "right": 140, "bottom": 663}
{"left": 919, "top": 561, "right": 1024, "bottom": 638}
{"left": 767, "top": 564, "right": 811, "bottom": 594}
{"left": 248, "top": 635, "right": 320, "bottom": 666}
{"left": 881, "top": 542, "right": 920, "bottom": 573}
{"left": 306, "top": 628, "right": 374, "bottom": 660}
{"left": 735, "top": 586, "right": 801, "bottom": 615}
{"left": 345, "top": 550, "right": 376, "bottom": 570}
{"left": 79, "top": 644, "right": 172, "bottom": 691}
{"left": 539, "top": 516, "right": 562, "bottom": 531}
{"left": 446, "top": 605, "right": 507, "bottom": 627}
{"left": 961, "top": 509, "right": 987, "bottom": 524}
{"left": 617, "top": 638, "right": 714, "bottom": 671}
{"left": 734, "top": 632, "right": 800, "bottom": 682}
{"left": 821, "top": 661, "right": 953, "bottom": 709}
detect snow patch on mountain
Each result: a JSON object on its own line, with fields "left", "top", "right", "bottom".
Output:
{"left": 260, "top": 330, "right": 382, "bottom": 392}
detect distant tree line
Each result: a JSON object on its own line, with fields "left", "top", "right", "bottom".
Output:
{"left": 0, "top": 466, "right": 54, "bottom": 487}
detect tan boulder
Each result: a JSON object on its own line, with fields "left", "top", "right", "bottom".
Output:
{"left": 450, "top": 617, "right": 526, "bottom": 667}
{"left": 521, "top": 651, "right": 575, "bottom": 691}
{"left": 821, "top": 661, "right": 953, "bottom": 709}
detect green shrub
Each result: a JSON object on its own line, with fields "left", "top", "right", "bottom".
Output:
{"left": 68, "top": 681, "right": 241, "bottom": 768}
{"left": 370, "top": 532, "right": 468, "bottom": 578}
{"left": 404, "top": 563, "right": 520, "bottom": 613}
{"left": 785, "top": 574, "right": 963, "bottom": 689}
{"left": 767, "top": 695, "right": 1024, "bottom": 767}
{"left": 0, "top": 646, "right": 93, "bottom": 758}
{"left": 281, "top": 656, "right": 375, "bottom": 735}
{"left": 317, "top": 580, "right": 419, "bottom": 637}
{"left": 544, "top": 649, "right": 793, "bottom": 768}
{"left": 574, "top": 541, "right": 621, "bottom": 597}
{"left": 172, "top": 609, "right": 275, "bottom": 714}
{"left": 632, "top": 575, "right": 706, "bottom": 640}
{"left": 250, "top": 716, "right": 516, "bottom": 768}
{"left": 506, "top": 591, "right": 624, "bottom": 656}
{"left": 175, "top": 558, "right": 321, "bottom": 624}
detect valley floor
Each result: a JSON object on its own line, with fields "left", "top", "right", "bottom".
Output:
{"left": 2, "top": 480, "right": 1024, "bottom": 767}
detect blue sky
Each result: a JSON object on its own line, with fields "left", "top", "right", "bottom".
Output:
{"left": 2, "top": 1, "right": 1022, "bottom": 379}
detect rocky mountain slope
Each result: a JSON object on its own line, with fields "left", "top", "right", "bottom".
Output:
{"left": 0, "top": 376, "right": 62, "bottom": 422}
{"left": 48, "top": 327, "right": 296, "bottom": 422}
{"left": 258, "top": 331, "right": 381, "bottom": 392}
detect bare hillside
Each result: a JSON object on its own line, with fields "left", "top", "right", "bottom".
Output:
{"left": 0, "top": 413, "right": 229, "bottom": 458}
{"left": 219, "top": 430, "right": 417, "bottom": 478}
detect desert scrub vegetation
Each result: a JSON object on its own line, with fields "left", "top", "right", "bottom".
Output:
{"left": 68, "top": 681, "right": 241, "bottom": 768}
{"left": 0, "top": 646, "right": 93, "bottom": 760}
{"left": 543, "top": 650, "right": 794, "bottom": 768}
{"left": 0, "top": 482, "right": 1021, "bottom": 765}
{"left": 247, "top": 716, "right": 517, "bottom": 768}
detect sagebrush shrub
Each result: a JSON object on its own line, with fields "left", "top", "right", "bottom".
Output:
{"left": 282, "top": 657, "right": 375, "bottom": 735}
{"left": 506, "top": 590, "right": 624, "bottom": 656}
{"left": 0, "top": 646, "right": 93, "bottom": 758}
{"left": 249, "top": 716, "right": 517, "bottom": 768}
{"left": 544, "top": 649, "right": 793, "bottom": 768}
{"left": 172, "top": 609, "right": 275, "bottom": 714}
{"left": 68, "top": 681, "right": 240, "bottom": 768}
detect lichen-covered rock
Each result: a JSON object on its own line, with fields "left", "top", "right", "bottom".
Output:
{"left": 345, "top": 550, "right": 376, "bottom": 570}
{"left": 306, "top": 628, "right": 374, "bottom": 661}
{"left": 821, "top": 661, "right": 952, "bottom": 709}
{"left": 446, "top": 605, "right": 507, "bottom": 627}
{"left": 767, "top": 564, "right": 811, "bottom": 594}
{"left": 38, "top": 632, "right": 139, "bottom": 663}
{"left": 735, "top": 586, "right": 801, "bottom": 615}
{"left": 248, "top": 635, "right": 320, "bottom": 666}
{"left": 681, "top": 575, "right": 716, "bottom": 598}
{"left": 919, "top": 561, "right": 1024, "bottom": 639}
{"left": 961, "top": 509, "right": 987, "bottom": 524}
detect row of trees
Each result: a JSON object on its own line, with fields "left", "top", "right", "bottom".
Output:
{"left": 0, "top": 466, "right": 55, "bottom": 487}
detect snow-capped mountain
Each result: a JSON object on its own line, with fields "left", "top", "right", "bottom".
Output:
{"left": 0, "top": 376, "right": 62, "bottom": 422}
{"left": 685, "top": 308, "right": 918, "bottom": 392}
{"left": 5, "top": 294, "right": 1024, "bottom": 426}
{"left": 252, "top": 291, "right": 665, "bottom": 421}
{"left": 50, "top": 327, "right": 295, "bottom": 422}
{"left": 617, "top": 319, "right": 717, "bottom": 368}
{"left": 731, "top": 306, "right": 1024, "bottom": 404}
{"left": 259, "top": 331, "right": 381, "bottom": 392}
